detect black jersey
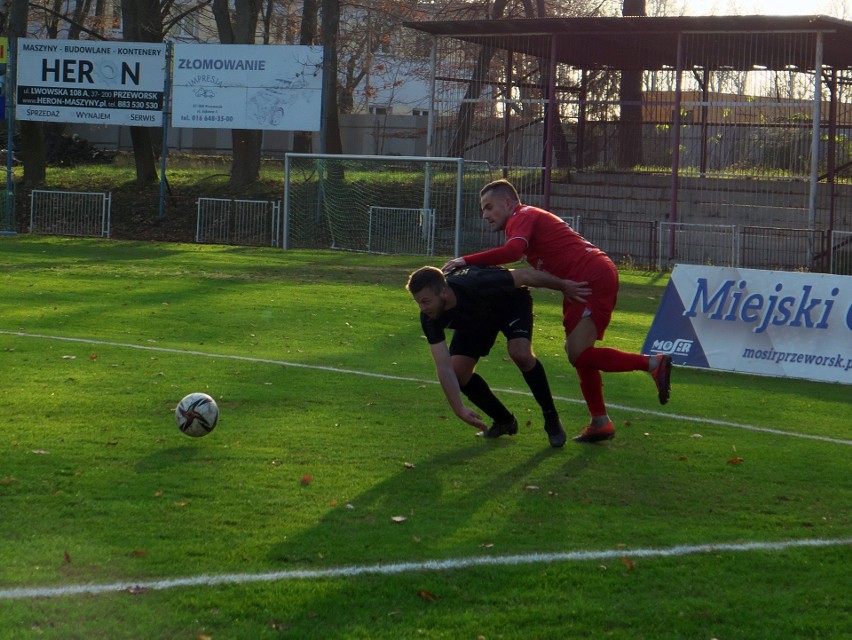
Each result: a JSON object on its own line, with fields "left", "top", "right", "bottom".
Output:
{"left": 420, "top": 266, "right": 531, "bottom": 345}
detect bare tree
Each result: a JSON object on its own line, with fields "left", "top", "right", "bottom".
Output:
{"left": 9, "top": 0, "right": 46, "bottom": 185}
{"left": 211, "top": 0, "right": 264, "bottom": 187}
{"left": 321, "top": 0, "right": 342, "bottom": 153}
{"left": 293, "top": 0, "right": 318, "bottom": 152}
{"left": 121, "top": 0, "right": 162, "bottom": 183}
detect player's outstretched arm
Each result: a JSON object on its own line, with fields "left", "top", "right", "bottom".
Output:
{"left": 510, "top": 268, "right": 591, "bottom": 303}
{"left": 429, "top": 342, "right": 488, "bottom": 431}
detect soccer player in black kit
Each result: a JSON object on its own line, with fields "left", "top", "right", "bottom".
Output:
{"left": 406, "top": 265, "right": 591, "bottom": 448}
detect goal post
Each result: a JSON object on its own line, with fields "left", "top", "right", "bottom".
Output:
{"left": 283, "top": 153, "right": 492, "bottom": 255}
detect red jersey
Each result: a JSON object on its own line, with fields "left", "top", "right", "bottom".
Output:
{"left": 463, "top": 204, "right": 607, "bottom": 280}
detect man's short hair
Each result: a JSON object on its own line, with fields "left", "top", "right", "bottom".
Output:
{"left": 406, "top": 266, "right": 446, "bottom": 294}
{"left": 480, "top": 179, "right": 520, "bottom": 203}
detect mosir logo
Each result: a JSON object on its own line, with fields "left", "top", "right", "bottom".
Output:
{"left": 651, "top": 339, "right": 693, "bottom": 355}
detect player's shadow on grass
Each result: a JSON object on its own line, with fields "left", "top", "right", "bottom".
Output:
{"left": 267, "top": 441, "right": 594, "bottom": 567}
{"left": 134, "top": 446, "right": 200, "bottom": 472}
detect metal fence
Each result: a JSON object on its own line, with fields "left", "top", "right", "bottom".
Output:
{"left": 831, "top": 230, "right": 852, "bottom": 275}
{"left": 658, "top": 223, "right": 737, "bottom": 270}
{"left": 465, "top": 214, "right": 839, "bottom": 273}
{"left": 29, "top": 190, "right": 111, "bottom": 238}
{"left": 740, "top": 226, "right": 827, "bottom": 272}
{"left": 196, "top": 198, "right": 281, "bottom": 247}
{"left": 580, "top": 218, "right": 658, "bottom": 269}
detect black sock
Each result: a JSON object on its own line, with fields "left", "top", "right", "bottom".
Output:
{"left": 522, "top": 360, "right": 558, "bottom": 416}
{"left": 460, "top": 373, "right": 514, "bottom": 423}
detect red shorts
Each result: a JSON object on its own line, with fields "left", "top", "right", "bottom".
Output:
{"left": 561, "top": 254, "right": 619, "bottom": 340}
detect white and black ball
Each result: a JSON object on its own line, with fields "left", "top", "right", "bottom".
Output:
{"left": 175, "top": 392, "right": 219, "bottom": 437}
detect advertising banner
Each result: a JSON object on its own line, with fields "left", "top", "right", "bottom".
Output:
{"left": 171, "top": 44, "right": 323, "bottom": 131}
{"left": 642, "top": 265, "right": 852, "bottom": 384}
{"left": 15, "top": 39, "right": 166, "bottom": 126}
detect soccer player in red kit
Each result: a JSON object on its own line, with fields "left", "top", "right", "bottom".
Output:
{"left": 442, "top": 179, "right": 672, "bottom": 443}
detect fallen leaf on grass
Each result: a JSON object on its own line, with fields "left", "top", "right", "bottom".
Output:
{"left": 64, "top": 550, "right": 72, "bottom": 564}
{"left": 416, "top": 589, "right": 438, "bottom": 602}
{"left": 1, "top": 477, "right": 14, "bottom": 485}
{"left": 621, "top": 557, "right": 636, "bottom": 570}
{"left": 131, "top": 549, "right": 148, "bottom": 558}
{"left": 300, "top": 475, "right": 313, "bottom": 486}
{"left": 727, "top": 457, "right": 745, "bottom": 465}
{"left": 403, "top": 462, "right": 415, "bottom": 469}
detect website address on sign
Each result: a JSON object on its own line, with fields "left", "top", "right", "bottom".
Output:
{"left": 742, "top": 347, "right": 852, "bottom": 371}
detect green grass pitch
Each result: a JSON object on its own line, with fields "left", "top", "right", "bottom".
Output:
{"left": 0, "top": 236, "right": 849, "bottom": 639}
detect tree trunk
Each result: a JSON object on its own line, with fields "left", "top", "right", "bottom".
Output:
{"left": 293, "top": 0, "right": 320, "bottom": 153}
{"left": 10, "top": 0, "right": 47, "bottom": 185}
{"left": 448, "top": 46, "right": 495, "bottom": 159}
{"left": 212, "top": 0, "right": 264, "bottom": 188}
{"left": 619, "top": 0, "right": 645, "bottom": 168}
{"left": 321, "top": 0, "right": 342, "bottom": 154}
{"left": 121, "top": 0, "right": 161, "bottom": 184}
{"left": 448, "top": 0, "right": 509, "bottom": 158}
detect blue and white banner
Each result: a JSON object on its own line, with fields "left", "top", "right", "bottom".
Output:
{"left": 171, "top": 44, "right": 322, "bottom": 131}
{"left": 16, "top": 39, "right": 166, "bottom": 126}
{"left": 642, "top": 265, "right": 852, "bottom": 384}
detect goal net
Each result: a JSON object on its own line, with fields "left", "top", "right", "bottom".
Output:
{"left": 368, "top": 206, "right": 435, "bottom": 255}
{"left": 283, "top": 153, "right": 494, "bottom": 256}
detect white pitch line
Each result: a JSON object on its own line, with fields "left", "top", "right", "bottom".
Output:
{"left": 2, "top": 330, "right": 850, "bottom": 447}
{"left": 0, "top": 537, "right": 849, "bottom": 601}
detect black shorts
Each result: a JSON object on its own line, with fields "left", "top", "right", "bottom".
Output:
{"left": 449, "top": 288, "right": 533, "bottom": 360}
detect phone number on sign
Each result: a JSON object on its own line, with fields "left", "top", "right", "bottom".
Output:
{"left": 188, "top": 114, "right": 235, "bottom": 122}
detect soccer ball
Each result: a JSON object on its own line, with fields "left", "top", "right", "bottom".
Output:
{"left": 175, "top": 392, "right": 219, "bottom": 437}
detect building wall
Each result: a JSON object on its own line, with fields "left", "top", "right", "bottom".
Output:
{"left": 67, "top": 113, "right": 429, "bottom": 157}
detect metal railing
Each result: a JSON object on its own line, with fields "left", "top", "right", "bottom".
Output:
{"left": 29, "top": 190, "right": 111, "bottom": 238}
{"left": 196, "top": 198, "right": 281, "bottom": 247}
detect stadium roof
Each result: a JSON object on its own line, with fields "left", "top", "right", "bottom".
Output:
{"left": 403, "top": 15, "right": 852, "bottom": 71}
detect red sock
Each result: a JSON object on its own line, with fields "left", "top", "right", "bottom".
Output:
{"left": 576, "top": 367, "right": 606, "bottom": 417}
{"left": 574, "top": 347, "right": 650, "bottom": 373}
